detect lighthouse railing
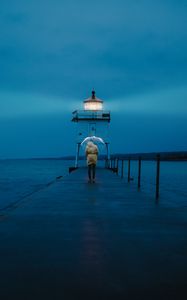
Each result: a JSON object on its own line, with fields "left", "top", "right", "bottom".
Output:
{"left": 72, "top": 110, "right": 110, "bottom": 122}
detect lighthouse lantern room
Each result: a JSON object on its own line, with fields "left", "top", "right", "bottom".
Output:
{"left": 72, "top": 90, "right": 111, "bottom": 167}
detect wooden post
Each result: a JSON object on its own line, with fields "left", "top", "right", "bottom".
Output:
{"left": 105, "top": 143, "right": 110, "bottom": 161}
{"left": 111, "top": 159, "right": 114, "bottom": 169}
{"left": 156, "top": 154, "right": 160, "bottom": 199}
{"left": 109, "top": 158, "right": 112, "bottom": 169}
{"left": 128, "top": 159, "right": 131, "bottom": 182}
{"left": 113, "top": 158, "right": 116, "bottom": 169}
{"left": 105, "top": 158, "right": 108, "bottom": 168}
{"left": 111, "top": 158, "right": 114, "bottom": 170}
{"left": 138, "top": 157, "right": 141, "bottom": 189}
{"left": 116, "top": 159, "right": 119, "bottom": 175}
{"left": 121, "top": 160, "right": 124, "bottom": 178}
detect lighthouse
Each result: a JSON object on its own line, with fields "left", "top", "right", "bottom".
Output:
{"left": 72, "top": 90, "right": 111, "bottom": 167}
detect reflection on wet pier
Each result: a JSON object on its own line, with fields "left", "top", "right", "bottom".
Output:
{"left": 0, "top": 167, "right": 187, "bottom": 299}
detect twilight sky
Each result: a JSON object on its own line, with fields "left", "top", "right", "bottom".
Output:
{"left": 0, "top": 0, "right": 187, "bottom": 158}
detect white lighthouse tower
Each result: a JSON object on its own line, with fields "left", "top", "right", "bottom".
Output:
{"left": 72, "top": 90, "right": 111, "bottom": 167}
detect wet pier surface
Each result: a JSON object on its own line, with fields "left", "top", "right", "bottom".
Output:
{"left": 0, "top": 167, "right": 187, "bottom": 300}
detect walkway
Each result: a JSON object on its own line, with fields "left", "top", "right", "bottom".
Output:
{"left": 0, "top": 167, "right": 187, "bottom": 299}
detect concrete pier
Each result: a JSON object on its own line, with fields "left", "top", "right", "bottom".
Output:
{"left": 0, "top": 167, "right": 187, "bottom": 299}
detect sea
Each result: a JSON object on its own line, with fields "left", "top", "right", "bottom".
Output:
{"left": 0, "top": 159, "right": 74, "bottom": 211}
{"left": 0, "top": 159, "right": 187, "bottom": 211}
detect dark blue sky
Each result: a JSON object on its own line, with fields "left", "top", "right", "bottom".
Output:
{"left": 0, "top": 0, "right": 187, "bottom": 158}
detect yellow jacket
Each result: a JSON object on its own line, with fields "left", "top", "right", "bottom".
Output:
{"left": 86, "top": 142, "right": 98, "bottom": 165}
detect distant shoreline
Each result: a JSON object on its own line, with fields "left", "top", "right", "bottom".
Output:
{"left": 0, "top": 152, "right": 187, "bottom": 161}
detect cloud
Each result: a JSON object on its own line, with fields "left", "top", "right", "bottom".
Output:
{"left": 108, "top": 85, "right": 187, "bottom": 115}
{"left": 0, "top": 91, "right": 79, "bottom": 118}
{"left": 0, "top": 0, "right": 187, "bottom": 99}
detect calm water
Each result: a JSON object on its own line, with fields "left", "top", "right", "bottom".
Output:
{"left": 0, "top": 159, "right": 74, "bottom": 210}
{"left": 0, "top": 159, "right": 187, "bottom": 210}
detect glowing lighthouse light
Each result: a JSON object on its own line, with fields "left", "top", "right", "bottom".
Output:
{"left": 84, "top": 90, "right": 103, "bottom": 111}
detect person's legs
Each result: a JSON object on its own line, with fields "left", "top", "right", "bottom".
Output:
{"left": 88, "top": 164, "right": 92, "bottom": 181}
{"left": 88, "top": 164, "right": 96, "bottom": 182}
{"left": 92, "top": 164, "right": 96, "bottom": 181}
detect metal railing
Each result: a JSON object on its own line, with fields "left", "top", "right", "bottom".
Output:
{"left": 107, "top": 151, "right": 187, "bottom": 200}
{"left": 72, "top": 110, "right": 110, "bottom": 122}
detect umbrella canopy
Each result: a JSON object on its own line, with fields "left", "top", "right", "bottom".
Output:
{"left": 81, "top": 136, "right": 105, "bottom": 152}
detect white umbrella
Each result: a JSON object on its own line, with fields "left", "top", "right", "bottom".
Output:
{"left": 81, "top": 136, "right": 105, "bottom": 152}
